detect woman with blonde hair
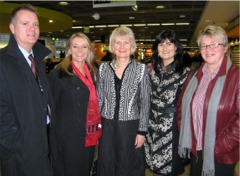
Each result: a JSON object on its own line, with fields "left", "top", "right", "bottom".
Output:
{"left": 177, "top": 25, "right": 239, "bottom": 176}
{"left": 49, "top": 32, "right": 101, "bottom": 176}
{"left": 96, "top": 26, "right": 151, "bottom": 176}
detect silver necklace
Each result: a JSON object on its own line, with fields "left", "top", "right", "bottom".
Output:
{"left": 114, "top": 60, "right": 130, "bottom": 69}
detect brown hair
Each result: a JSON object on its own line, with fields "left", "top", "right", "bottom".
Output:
{"left": 10, "top": 4, "right": 38, "bottom": 24}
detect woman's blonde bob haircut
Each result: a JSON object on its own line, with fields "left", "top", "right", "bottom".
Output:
{"left": 109, "top": 26, "right": 136, "bottom": 55}
{"left": 197, "top": 25, "right": 228, "bottom": 47}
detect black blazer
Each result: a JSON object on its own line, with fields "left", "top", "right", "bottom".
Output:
{"left": 0, "top": 34, "right": 54, "bottom": 176}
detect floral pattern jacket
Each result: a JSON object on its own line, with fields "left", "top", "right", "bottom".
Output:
{"left": 145, "top": 63, "right": 189, "bottom": 175}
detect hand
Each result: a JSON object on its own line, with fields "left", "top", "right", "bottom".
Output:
{"left": 135, "top": 134, "right": 145, "bottom": 149}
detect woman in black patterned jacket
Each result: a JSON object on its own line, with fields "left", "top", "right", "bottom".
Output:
{"left": 144, "top": 31, "right": 190, "bottom": 176}
{"left": 96, "top": 26, "right": 151, "bottom": 176}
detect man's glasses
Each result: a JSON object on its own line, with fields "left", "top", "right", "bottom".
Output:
{"left": 200, "top": 42, "right": 224, "bottom": 50}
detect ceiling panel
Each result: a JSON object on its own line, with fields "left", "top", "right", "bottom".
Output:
{"left": 2, "top": 1, "right": 239, "bottom": 48}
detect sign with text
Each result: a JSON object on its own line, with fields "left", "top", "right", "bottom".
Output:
{"left": 93, "top": 0, "right": 136, "bottom": 8}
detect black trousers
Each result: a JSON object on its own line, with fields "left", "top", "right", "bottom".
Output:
{"left": 190, "top": 151, "right": 236, "bottom": 176}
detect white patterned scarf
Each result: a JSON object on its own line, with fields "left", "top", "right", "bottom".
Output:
{"left": 178, "top": 57, "right": 231, "bottom": 176}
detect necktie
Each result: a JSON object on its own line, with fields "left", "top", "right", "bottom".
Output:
{"left": 28, "top": 54, "right": 37, "bottom": 77}
{"left": 28, "top": 54, "right": 51, "bottom": 123}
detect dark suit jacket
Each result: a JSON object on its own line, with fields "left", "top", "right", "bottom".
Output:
{"left": 0, "top": 34, "right": 54, "bottom": 176}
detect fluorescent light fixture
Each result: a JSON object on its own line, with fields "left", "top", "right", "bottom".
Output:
{"left": 129, "top": 16, "right": 135, "bottom": 19}
{"left": 133, "top": 24, "right": 146, "bottom": 26}
{"left": 89, "top": 26, "right": 95, "bottom": 28}
{"left": 58, "top": 2, "right": 70, "bottom": 6}
{"left": 180, "top": 39, "right": 188, "bottom": 41}
{"left": 147, "top": 23, "right": 160, "bottom": 26}
{"left": 156, "top": 5, "right": 165, "bottom": 9}
{"left": 108, "top": 24, "right": 119, "bottom": 27}
{"left": 161, "top": 23, "right": 175, "bottom": 26}
{"left": 176, "top": 23, "right": 189, "bottom": 25}
{"left": 95, "top": 25, "right": 107, "bottom": 28}
{"left": 72, "top": 26, "right": 83, "bottom": 29}
{"left": 120, "top": 24, "right": 133, "bottom": 27}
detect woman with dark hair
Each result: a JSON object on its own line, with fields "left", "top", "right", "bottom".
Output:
{"left": 144, "top": 30, "right": 190, "bottom": 176}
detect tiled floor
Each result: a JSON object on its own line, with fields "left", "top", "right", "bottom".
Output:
{"left": 145, "top": 162, "right": 239, "bottom": 176}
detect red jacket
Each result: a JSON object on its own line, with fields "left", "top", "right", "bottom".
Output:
{"left": 177, "top": 56, "right": 239, "bottom": 164}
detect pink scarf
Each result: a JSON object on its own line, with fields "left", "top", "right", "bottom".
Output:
{"left": 71, "top": 62, "right": 102, "bottom": 147}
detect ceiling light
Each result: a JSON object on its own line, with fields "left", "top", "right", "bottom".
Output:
{"left": 205, "top": 19, "right": 213, "bottom": 23}
{"left": 176, "top": 23, "right": 189, "bottom": 25}
{"left": 72, "top": 26, "right": 83, "bottom": 29}
{"left": 180, "top": 39, "right": 188, "bottom": 41}
{"left": 108, "top": 25, "right": 119, "bottom": 27}
{"left": 155, "top": 5, "right": 165, "bottom": 9}
{"left": 49, "top": 20, "right": 55, "bottom": 23}
{"left": 133, "top": 24, "right": 146, "bottom": 26}
{"left": 161, "top": 23, "right": 175, "bottom": 26}
{"left": 179, "top": 15, "right": 186, "bottom": 18}
{"left": 95, "top": 25, "right": 107, "bottom": 28}
{"left": 92, "top": 13, "right": 100, "bottom": 20}
{"left": 147, "top": 23, "right": 160, "bottom": 26}
{"left": 58, "top": 2, "right": 70, "bottom": 6}
{"left": 129, "top": 16, "right": 135, "bottom": 19}
{"left": 120, "top": 24, "right": 133, "bottom": 27}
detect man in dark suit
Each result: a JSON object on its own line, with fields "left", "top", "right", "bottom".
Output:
{"left": 0, "top": 4, "right": 55, "bottom": 176}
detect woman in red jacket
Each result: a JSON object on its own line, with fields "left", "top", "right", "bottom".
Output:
{"left": 177, "top": 25, "right": 239, "bottom": 176}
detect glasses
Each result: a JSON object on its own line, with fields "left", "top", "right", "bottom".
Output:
{"left": 200, "top": 42, "right": 224, "bottom": 50}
